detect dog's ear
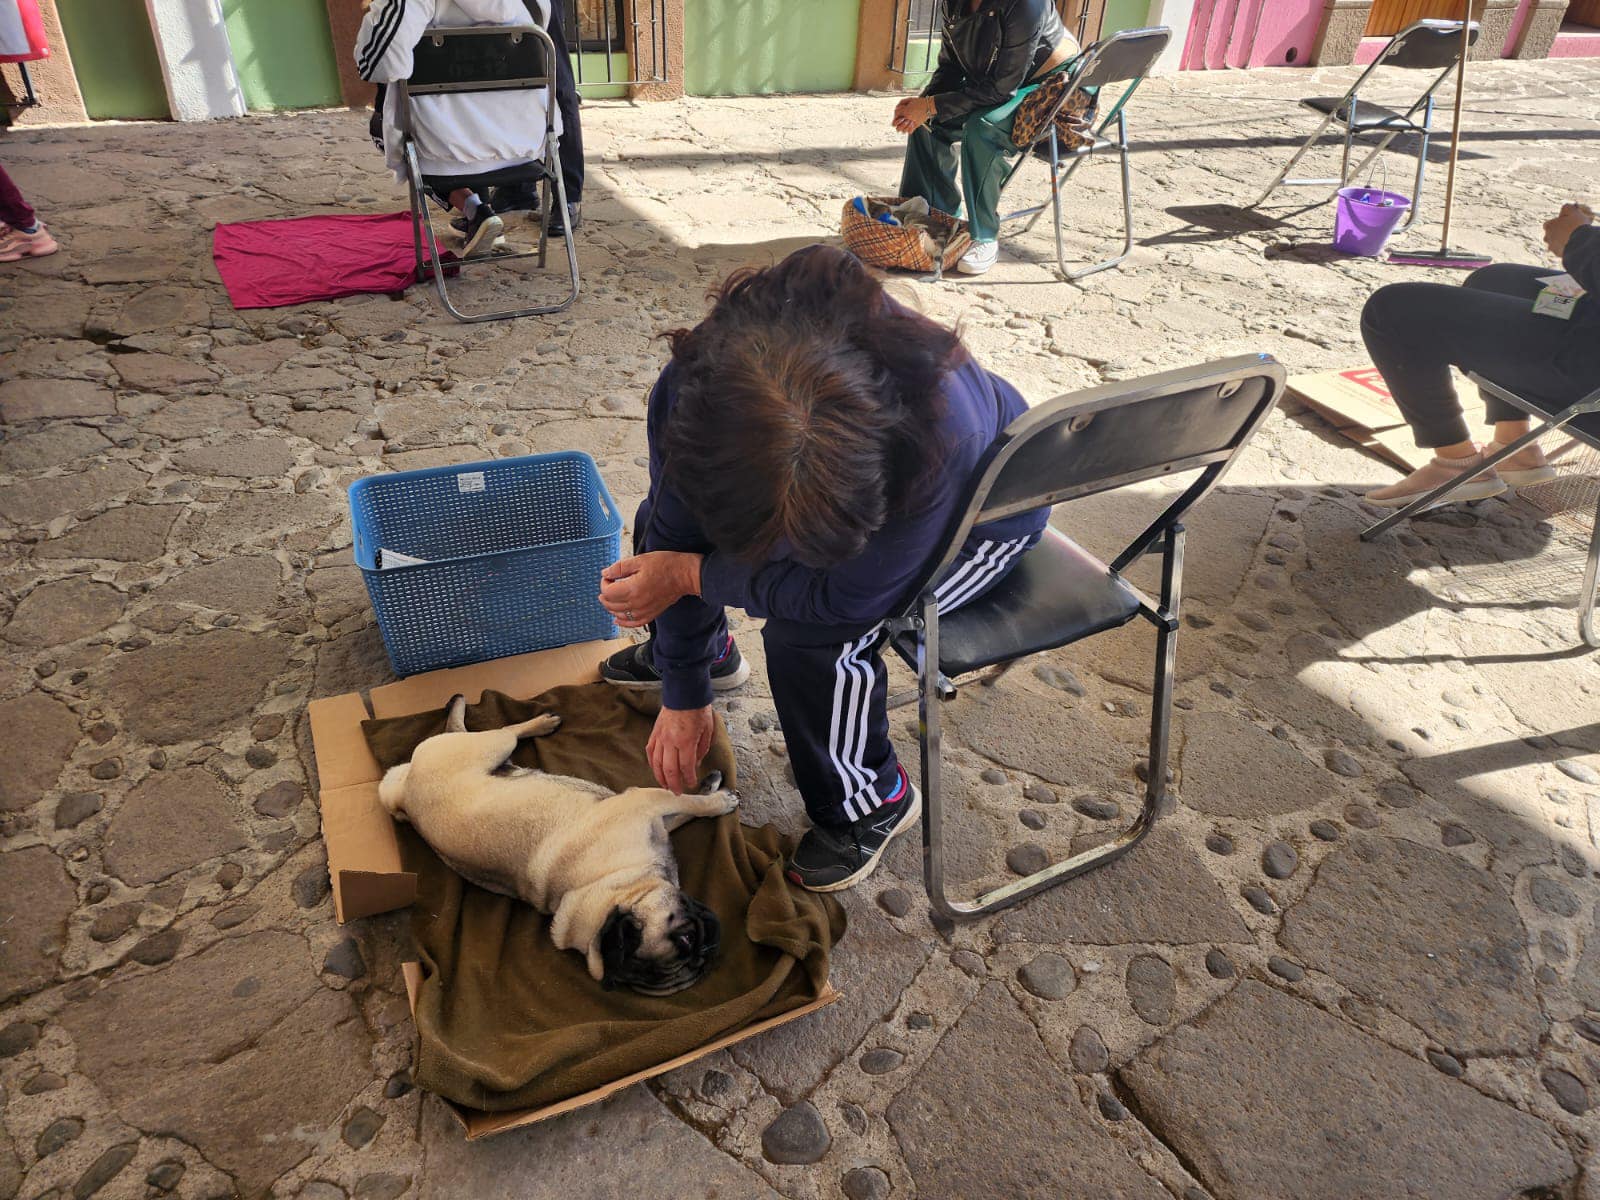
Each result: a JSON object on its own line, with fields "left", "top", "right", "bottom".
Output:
{"left": 597, "top": 907, "right": 642, "bottom": 986}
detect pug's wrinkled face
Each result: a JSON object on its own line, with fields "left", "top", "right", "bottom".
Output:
{"left": 598, "top": 885, "right": 721, "bottom": 996}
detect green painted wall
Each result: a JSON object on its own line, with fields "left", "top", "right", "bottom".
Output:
{"left": 57, "top": 0, "right": 169, "bottom": 120}
{"left": 222, "top": 0, "right": 343, "bottom": 111}
{"left": 1101, "top": 0, "right": 1151, "bottom": 35}
{"left": 685, "top": 0, "right": 860, "bottom": 95}
{"left": 902, "top": 33, "right": 942, "bottom": 89}
{"left": 573, "top": 51, "right": 630, "bottom": 99}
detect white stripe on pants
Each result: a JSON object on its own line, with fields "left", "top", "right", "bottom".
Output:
{"left": 825, "top": 536, "right": 1034, "bottom": 822}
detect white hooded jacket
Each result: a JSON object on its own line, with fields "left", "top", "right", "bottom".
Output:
{"left": 356, "top": 0, "right": 558, "bottom": 182}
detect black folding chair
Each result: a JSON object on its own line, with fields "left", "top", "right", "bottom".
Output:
{"left": 1362, "top": 374, "right": 1600, "bottom": 648}
{"left": 886, "top": 356, "right": 1286, "bottom": 921}
{"left": 998, "top": 26, "right": 1172, "bottom": 281}
{"left": 2, "top": 62, "right": 40, "bottom": 117}
{"left": 398, "top": 24, "right": 579, "bottom": 322}
{"left": 1251, "top": 19, "right": 1480, "bottom": 234}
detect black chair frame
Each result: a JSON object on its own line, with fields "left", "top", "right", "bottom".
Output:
{"left": 1361, "top": 374, "right": 1600, "bottom": 648}
{"left": 997, "top": 25, "right": 1172, "bottom": 281}
{"left": 398, "top": 24, "right": 579, "bottom": 322}
{"left": 1251, "top": 19, "right": 1480, "bottom": 235}
{"left": 884, "top": 355, "right": 1287, "bottom": 921}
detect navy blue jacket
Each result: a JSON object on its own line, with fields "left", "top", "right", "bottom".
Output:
{"left": 643, "top": 353, "right": 1049, "bottom": 710}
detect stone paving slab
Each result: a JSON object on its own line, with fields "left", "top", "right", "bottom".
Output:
{"left": 0, "top": 57, "right": 1597, "bottom": 1200}
{"left": 1120, "top": 980, "right": 1575, "bottom": 1200}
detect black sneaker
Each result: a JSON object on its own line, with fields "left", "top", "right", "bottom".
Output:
{"left": 460, "top": 204, "right": 504, "bottom": 258}
{"left": 489, "top": 182, "right": 541, "bottom": 213}
{"left": 599, "top": 635, "right": 750, "bottom": 692}
{"left": 547, "top": 201, "right": 581, "bottom": 237}
{"left": 787, "top": 775, "right": 922, "bottom": 893}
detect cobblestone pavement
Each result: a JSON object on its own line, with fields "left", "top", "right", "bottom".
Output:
{"left": 2, "top": 56, "right": 1599, "bottom": 1200}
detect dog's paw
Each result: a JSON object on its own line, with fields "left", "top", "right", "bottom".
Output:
{"left": 713, "top": 788, "right": 740, "bottom": 815}
{"left": 530, "top": 713, "right": 561, "bottom": 735}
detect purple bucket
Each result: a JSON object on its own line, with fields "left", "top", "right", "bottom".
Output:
{"left": 1333, "top": 187, "right": 1411, "bottom": 256}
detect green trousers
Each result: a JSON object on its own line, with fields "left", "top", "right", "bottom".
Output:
{"left": 898, "top": 76, "right": 1052, "bottom": 245}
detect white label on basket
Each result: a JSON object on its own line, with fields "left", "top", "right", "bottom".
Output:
{"left": 378, "top": 548, "right": 430, "bottom": 569}
{"left": 457, "top": 472, "right": 486, "bottom": 494}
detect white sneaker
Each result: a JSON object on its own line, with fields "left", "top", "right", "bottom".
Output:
{"left": 956, "top": 240, "right": 998, "bottom": 275}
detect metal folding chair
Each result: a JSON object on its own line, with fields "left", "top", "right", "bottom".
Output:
{"left": 1251, "top": 19, "right": 1479, "bottom": 234}
{"left": 2, "top": 62, "right": 39, "bottom": 117}
{"left": 1362, "top": 374, "right": 1600, "bottom": 648}
{"left": 399, "top": 24, "right": 579, "bottom": 322}
{"left": 998, "top": 25, "right": 1172, "bottom": 281}
{"left": 886, "top": 355, "right": 1286, "bottom": 921}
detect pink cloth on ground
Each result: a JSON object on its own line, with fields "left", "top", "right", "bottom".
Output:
{"left": 213, "top": 212, "right": 450, "bottom": 310}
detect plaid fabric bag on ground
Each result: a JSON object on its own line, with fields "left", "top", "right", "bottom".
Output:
{"left": 841, "top": 196, "right": 971, "bottom": 273}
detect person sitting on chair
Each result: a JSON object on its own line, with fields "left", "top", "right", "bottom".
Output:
{"left": 356, "top": 0, "right": 558, "bottom": 258}
{"left": 1362, "top": 202, "right": 1600, "bottom": 507}
{"left": 483, "top": 0, "right": 582, "bottom": 237}
{"left": 893, "top": 0, "right": 1079, "bottom": 278}
{"left": 594, "top": 245, "right": 1049, "bottom": 892}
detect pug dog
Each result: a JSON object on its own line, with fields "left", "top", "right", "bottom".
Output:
{"left": 377, "top": 694, "right": 738, "bottom": 995}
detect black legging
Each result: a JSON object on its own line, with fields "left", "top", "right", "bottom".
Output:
{"left": 535, "top": 0, "right": 583, "bottom": 203}
{"left": 1361, "top": 264, "right": 1600, "bottom": 449}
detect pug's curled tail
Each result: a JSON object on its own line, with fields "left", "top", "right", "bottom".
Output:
{"left": 377, "top": 762, "right": 412, "bottom": 818}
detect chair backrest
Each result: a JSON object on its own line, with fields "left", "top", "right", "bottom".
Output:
{"left": 1071, "top": 25, "right": 1172, "bottom": 91}
{"left": 406, "top": 24, "right": 551, "bottom": 96}
{"left": 918, "top": 356, "right": 1286, "bottom": 592}
{"left": 1014, "top": 25, "right": 1171, "bottom": 152}
{"left": 1380, "top": 19, "right": 1479, "bottom": 71}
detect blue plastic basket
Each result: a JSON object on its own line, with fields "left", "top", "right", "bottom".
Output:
{"left": 349, "top": 452, "right": 622, "bottom": 676}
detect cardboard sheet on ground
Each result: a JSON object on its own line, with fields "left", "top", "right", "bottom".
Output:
{"left": 1286, "top": 364, "right": 1476, "bottom": 473}
{"left": 307, "top": 641, "right": 842, "bottom": 1137}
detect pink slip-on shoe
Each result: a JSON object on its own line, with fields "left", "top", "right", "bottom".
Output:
{"left": 1364, "top": 450, "right": 1506, "bottom": 509}
{"left": 1485, "top": 439, "right": 1558, "bottom": 488}
{"left": 0, "top": 225, "right": 58, "bottom": 262}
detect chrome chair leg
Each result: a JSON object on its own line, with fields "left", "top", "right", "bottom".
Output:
{"left": 918, "top": 524, "right": 1185, "bottom": 922}
{"left": 1581, "top": 495, "right": 1600, "bottom": 649}
{"left": 1067, "top": 110, "right": 1133, "bottom": 281}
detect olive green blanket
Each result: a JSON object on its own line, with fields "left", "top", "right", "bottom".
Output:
{"left": 362, "top": 682, "right": 845, "bottom": 1113}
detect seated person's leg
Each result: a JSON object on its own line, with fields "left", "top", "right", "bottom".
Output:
{"left": 766, "top": 618, "right": 916, "bottom": 893}
{"left": 419, "top": 173, "right": 504, "bottom": 258}
{"left": 600, "top": 498, "right": 747, "bottom": 691}
{"left": 1463, "top": 262, "right": 1552, "bottom": 302}
{"left": 1360, "top": 277, "right": 1584, "bottom": 506}
{"left": 954, "top": 108, "right": 1025, "bottom": 274}
{"left": 899, "top": 122, "right": 964, "bottom": 222}
{"left": 768, "top": 532, "right": 1036, "bottom": 892}
{"left": 369, "top": 83, "right": 387, "bottom": 153}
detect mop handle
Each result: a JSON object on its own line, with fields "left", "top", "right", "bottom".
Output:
{"left": 1438, "top": 6, "right": 1472, "bottom": 248}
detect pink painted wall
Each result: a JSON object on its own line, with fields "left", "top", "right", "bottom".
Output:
{"left": 1181, "top": 0, "right": 1323, "bottom": 69}
{"left": 1504, "top": 0, "right": 1535, "bottom": 53}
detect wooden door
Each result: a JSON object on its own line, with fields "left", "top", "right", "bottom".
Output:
{"left": 1062, "top": 0, "right": 1107, "bottom": 45}
{"left": 1568, "top": 0, "right": 1600, "bottom": 27}
{"left": 1365, "top": 0, "right": 1481, "bottom": 38}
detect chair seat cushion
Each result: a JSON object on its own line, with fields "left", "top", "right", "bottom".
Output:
{"left": 895, "top": 531, "right": 1142, "bottom": 678}
{"left": 1301, "top": 96, "right": 1422, "bottom": 132}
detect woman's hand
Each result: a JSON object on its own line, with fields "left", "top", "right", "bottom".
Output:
{"left": 599, "top": 551, "right": 702, "bottom": 628}
{"left": 1544, "top": 202, "right": 1595, "bottom": 258}
{"left": 893, "top": 96, "right": 938, "bottom": 135}
{"left": 649, "top": 705, "right": 714, "bottom": 794}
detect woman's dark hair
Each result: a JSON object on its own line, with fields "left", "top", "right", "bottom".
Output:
{"left": 661, "top": 245, "right": 965, "bottom": 568}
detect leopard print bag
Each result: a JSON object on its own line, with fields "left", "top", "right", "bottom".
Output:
{"left": 1010, "top": 74, "right": 1097, "bottom": 153}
